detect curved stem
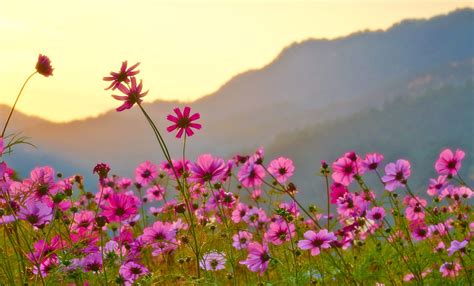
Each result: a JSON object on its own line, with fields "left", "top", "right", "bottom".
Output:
{"left": 1, "top": 71, "right": 37, "bottom": 137}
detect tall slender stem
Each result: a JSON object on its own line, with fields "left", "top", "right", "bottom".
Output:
{"left": 2, "top": 71, "right": 37, "bottom": 137}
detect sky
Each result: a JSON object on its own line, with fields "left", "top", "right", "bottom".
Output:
{"left": 1, "top": 0, "right": 472, "bottom": 122}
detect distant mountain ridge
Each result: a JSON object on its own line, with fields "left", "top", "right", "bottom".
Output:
{"left": 2, "top": 8, "right": 473, "bottom": 192}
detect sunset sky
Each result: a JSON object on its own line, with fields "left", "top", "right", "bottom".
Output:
{"left": 1, "top": 0, "right": 472, "bottom": 122}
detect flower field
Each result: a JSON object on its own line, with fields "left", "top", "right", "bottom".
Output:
{"left": 0, "top": 56, "right": 472, "bottom": 285}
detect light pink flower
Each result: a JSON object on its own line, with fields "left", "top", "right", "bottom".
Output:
{"left": 361, "top": 153, "right": 384, "bottom": 171}
{"left": 238, "top": 160, "right": 265, "bottom": 188}
{"left": 267, "top": 157, "right": 295, "bottom": 184}
{"left": 382, "top": 159, "right": 411, "bottom": 191}
{"left": 264, "top": 221, "right": 296, "bottom": 245}
{"left": 439, "top": 261, "right": 461, "bottom": 278}
{"left": 297, "top": 229, "right": 336, "bottom": 256}
{"left": 332, "top": 156, "right": 356, "bottom": 186}
{"left": 200, "top": 252, "right": 226, "bottom": 271}
{"left": 232, "top": 231, "right": 253, "bottom": 250}
{"left": 18, "top": 200, "right": 53, "bottom": 228}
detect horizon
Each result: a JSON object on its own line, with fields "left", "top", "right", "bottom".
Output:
{"left": 1, "top": 1, "right": 473, "bottom": 123}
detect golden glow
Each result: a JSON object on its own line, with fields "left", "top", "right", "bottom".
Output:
{"left": 1, "top": 0, "right": 472, "bottom": 122}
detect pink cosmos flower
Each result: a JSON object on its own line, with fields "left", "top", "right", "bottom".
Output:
{"left": 135, "top": 161, "right": 158, "bottom": 186}
{"left": 439, "top": 262, "right": 461, "bottom": 278}
{"left": 81, "top": 252, "right": 103, "bottom": 272}
{"left": 361, "top": 153, "right": 384, "bottom": 171}
{"left": 447, "top": 240, "right": 468, "bottom": 256}
{"left": 112, "top": 77, "right": 148, "bottom": 112}
{"left": 410, "top": 222, "right": 430, "bottom": 241}
{"left": 141, "top": 221, "right": 176, "bottom": 244}
{"left": 427, "top": 175, "right": 448, "bottom": 196}
{"left": 36, "top": 54, "right": 53, "bottom": 77}
{"left": 231, "top": 203, "right": 249, "bottom": 223}
{"left": 297, "top": 229, "right": 336, "bottom": 256}
{"left": 238, "top": 160, "right": 265, "bottom": 188}
{"left": 18, "top": 200, "right": 53, "bottom": 228}
{"left": 405, "top": 196, "right": 427, "bottom": 222}
{"left": 330, "top": 183, "right": 348, "bottom": 204}
{"left": 367, "top": 206, "right": 385, "bottom": 222}
{"left": 435, "top": 148, "right": 465, "bottom": 175}
{"left": 166, "top": 106, "right": 202, "bottom": 138}
{"left": 104, "top": 61, "right": 140, "bottom": 90}
{"left": 267, "top": 157, "right": 295, "bottom": 184}
{"left": 232, "top": 231, "right": 253, "bottom": 250}
{"left": 265, "top": 221, "right": 296, "bottom": 245}
{"left": 200, "top": 252, "right": 226, "bottom": 271}
{"left": 382, "top": 159, "right": 411, "bottom": 191}
{"left": 119, "top": 261, "right": 149, "bottom": 284}
{"left": 332, "top": 156, "right": 356, "bottom": 186}
{"left": 71, "top": 210, "right": 95, "bottom": 234}
{"left": 27, "top": 235, "right": 62, "bottom": 265}
{"left": 189, "top": 154, "right": 227, "bottom": 184}
{"left": 243, "top": 207, "right": 269, "bottom": 228}
{"left": 239, "top": 242, "right": 270, "bottom": 275}
{"left": 146, "top": 185, "right": 165, "bottom": 202}
{"left": 100, "top": 193, "right": 138, "bottom": 222}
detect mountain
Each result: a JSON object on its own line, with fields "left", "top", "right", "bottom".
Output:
{"left": 267, "top": 82, "right": 474, "bottom": 200}
{"left": 2, "top": 8, "right": 474, "bottom": 192}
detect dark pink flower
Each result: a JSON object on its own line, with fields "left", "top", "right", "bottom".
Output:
{"left": 93, "top": 162, "right": 110, "bottom": 180}
{"left": 267, "top": 157, "right": 295, "bottom": 184}
{"left": 190, "top": 154, "right": 227, "bottom": 184}
{"left": 239, "top": 242, "right": 270, "bottom": 275}
{"left": 101, "top": 193, "right": 138, "bottom": 222}
{"left": 166, "top": 106, "right": 202, "bottom": 138}
{"left": 332, "top": 156, "right": 356, "bottom": 186}
{"left": 104, "top": 61, "right": 140, "bottom": 90}
{"left": 435, "top": 148, "right": 465, "bottom": 175}
{"left": 135, "top": 161, "right": 158, "bottom": 186}
{"left": 71, "top": 210, "right": 95, "bottom": 234}
{"left": 112, "top": 77, "right": 148, "bottom": 112}
{"left": 35, "top": 54, "right": 53, "bottom": 77}
{"left": 381, "top": 159, "right": 411, "bottom": 191}
{"left": 297, "top": 229, "right": 336, "bottom": 256}
{"left": 367, "top": 206, "right": 385, "bottom": 222}
{"left": 330, "top": 183, "right": 348, "bottom": 204}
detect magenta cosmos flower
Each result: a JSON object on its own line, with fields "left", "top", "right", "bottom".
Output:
{"left": 381, "top": 159, "right": 411, "bottom": 191}
{"left": 100, "top": 193, "right": 138, "bottom": 222}
{"left": 112, "top": 77, "right": 148, "bottom": 112}
{"left": 135, "top": 161, "right": 158, "bottom": 185}
{"left": 435, "top": 148, "right": 465, "bottom": 175}
{"left": 239, "top": 242, "right": 271, "bottom": 275}
{"left": 103, "top": 61, "right": 140, "bottom": 90}
{"left": 35, "top": 54, "right": 53, "bottom": 77}
{"left": 119, "top": 261, "right": 149, "bottom": 284}
{"left": 332, "top": 156, "right": 356, "bottom": 186}
{"left": 267, "top": 157, "right": 295, "bottom": 184}
{"left": 18, "top": 200, "right": 53, "bottom": 228}
{"left": 265, "top": 221, "right": 296, "bottom": 245}
{"left": 189, "top": 154, "right": 227, "bottom": 184}
{"left": 297, "top": 229, "right": 336, "bottom": 256}
{"left": 238, "top": 160, "right": 265, "bottom": 188}
{"left": 166, "top": 106, "right": 202, "bottom": 138}
{"left": 200, "top": 251, "right": 226, "bottom": 271}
